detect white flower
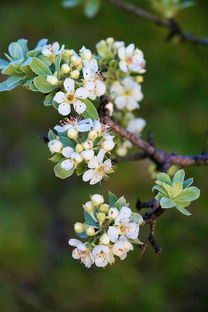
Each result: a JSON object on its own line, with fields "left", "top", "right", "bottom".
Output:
{"left": 121, "top": 222, "right": 139, "bottom": 239}
{"left": 68, "top": 239, "right": 94, "bottom": 268}
{"left": 115, "top": 206, "right": 132, "bottom": 225}
{"left": 99, "top": 233, "right": 110, "bottom": 245}
{"left": 53, "top": 78, "right": 88, "bottom": 116}
{"left": 111, "top": 77, "right": 143, "bottom": 111}
{"left": 42, "top": 42, "right": 64, "bottom": 56}
{"left": 61, "top": 159, "right": 74, "bottom": 171}
{"left": 108, "top": 207, "right": 119, "bottom": 219}
{"left": 118, "top": 43, "right": 145, "bottom": 73}
{"left": 62, "top": 146, "right": 74, "bottom": 158}
{"left": 70, "top": 152, "right": 83, "bottom": 164}
{"left": 107, "top": 226, "right": 119, "bottom": 243}
{"left": 92, "top": 245, "right": 114, "bottom": 267}
{"left": 102, "top": 134, "right": 115, "bottom": 152}
{"left": 82, "top": 150, "right": 112, "bottom": 185}
{"left": 83, "top": 66, "right": 106, "bottom": 100}
{"left": 48, "top": 140, "right": 63, "bottom": 153}
{"left": 91, "top": 194, "right": 104, "bottom": 206}
{"left": 127, "top": 118, "right": 146, "bottom": 134}
{"left": 81, "top": 150, "right": 94, "bottom": 161}
{"left": 112, "top": 237, "right": 133, "bottom": 260}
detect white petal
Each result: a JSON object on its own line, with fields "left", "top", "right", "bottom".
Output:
{"left": 88, "top": 157, "right": 99, "bottom": 169}
{"left": 73, "top": 100, "right": 86, "bottom": 114}
{"left": 97, "top": 149, "right": 106, "bottom": 162}
{"left": 107, "top": 226, "right": 119, "bottom": 242}
{"left": 95, "top": 80, "right": 106, "bottom": 96}
{"left": 115, "top": 96, "right": 126, "bottom": 109}
{"left": 82, "top": 169, "right": 94, "bottom": 182}
{"left": 58, "top": 102, "right": 71, "bottom": 116}
{"left": 68, "top": 238, "right": 82, "bottom": 247}
{"left": 53, "top": 91, "right": 66, "bottom": 104}
{"left": 61, "top": 159, "right": 74, "bottom": 171}
{"left": 77, "top": 123, "right": 91, "bottom": 132}
{"left": 126, "top": 43, "right": 135, "bottom": 56}
{"left": 64, "top": 78, "right": 74, "bottom": 93}
{"left": 118, "top": 46, "right": 125, "bottom": 60}
{"left": 75, "top": 87, "right": 89, "bottom": 99}
{"left": 119, "top": 61, "right": 128, "bottom": 72}
{"left": 90, "top": 174, "right": 103, "bottom": 185}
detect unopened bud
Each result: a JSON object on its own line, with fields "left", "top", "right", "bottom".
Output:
{"left": 135, "top": 75, "right": 144, "bottom": 83}
{"left": 67, "top": 128, "right": 78, "bottom": 139}
{"left": 88, "top": 130, "right": 98, "bottom": 140}
{"left": 70, "top": 70, "right": 79, "bottom": 79}
{"left": 75, "top": 144, "right": 84, "bottom": 153}
{"left": 97, "top": 212, "right": 106, "bottom": 223}
{"left": 82, "top": 140, "right": 93, "bottom": 150}
{"left": 74, "top": 222, "right": 85, "bottom": 233}
{"left": 61, "top": 63, "right": 70, "bottom": 74}
{"left": 106, "top": 37, "right": 114, "bottom": 45}
{"left": 47, "top": 75, "right": 58, "bottom": 85}
{"left": 108, "top": 207, "right": 119, "bottom": 219}
{"left": 99, "top": 204, "right": 109, "bottom": 213}
{"left": 91, "top": 194, "right": 104, "bottom": 206}
{"left": 71, "top": 55, "right": 82, "bottom": 66}
{"left": 100, "top": 233, "right": 110, "bottom": 245}
{"left": 86, "top": 226, "right": 95, "bottom": 236}
{"left": 83, "top": 201, "right": 94, "bottom": 213}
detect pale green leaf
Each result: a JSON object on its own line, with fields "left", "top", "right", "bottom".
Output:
{"left": 54, "top": 162, "right": 75, "bottom": 179}
{"left": 108, "top": 191, "right": 118, "bottom": 206}
{"left": 175, "top": 186, "right": 200, "bottom": 202}
{"left": 172, "top": 169, "right": 185, "bottom": 184}
{"left": 29, "top": 57, "right": 52, "bottom": 75}
{"left": 157, "top": 172, "right": 171, "bottom": 185}
{"left": 33, "top": 76, "right": 57, "bottom": 93}
{"left": 84, "top": 0, "right": 101, "bottom": 17}
{"left": 82, "top": 99, "right": 99, "bottom": 120}
{"left": 176, "top": 206, "right": 192, "bottom": 216}
{"left": 160, "top": 197, "right": 176, "bottom": 208}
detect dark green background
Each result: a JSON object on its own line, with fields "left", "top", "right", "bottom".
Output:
{"left": 0, "top": 0, "right": 207, "bottom": 311}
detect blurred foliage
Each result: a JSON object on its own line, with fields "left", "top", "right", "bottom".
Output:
{"left": 0, "top": 0, "right": 208, "bottom": 311}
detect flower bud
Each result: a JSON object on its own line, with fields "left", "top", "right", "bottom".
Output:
{"left": 88, "top": 130, "right": 98, "bottom": 140}
{"left": 61, "top": 159, "right": 74, "bottom": 171}
{"left": 106, "top": 37, "right": 114, "bottom": 45}
{"left": 61, "top": 63, "right": 70, "bottom": 74}
{"left": 83, "top": 201, "right": 94, "bottom": 213}
{"left": 97, "top": 212, "right": 106, "bottom": 223}
{"left": 108, "top": 207, "right": 119, "bottom": 219}
{"left": 135, "top": 75, "right": 144, "bottom": 83}
{"left": 70, "top": 152, "right": 83, "bottom": 163}
{"left": 63, "top": 49, "right": 74, "bottom": 57}
{"left": 67, "top": 128, "right": 78, "bottom": 139}
{"left": 81, "top": 150, "right": 94, "bottom": 161}
{"left": 70, "top": 70, "right": 79, "bottom": 79}
{"left": 100, "top": 233, "right": 110, "bottom": 245}
{"left": 91, "top": 194, "right": 104, "bottom": 206}
{"left": 86, "top": 226, "right": 95, "bottom": 236}
{"left": 48, "top": 140, "right": 63, "bottom": 153}
{"left": 62, "top": 146, "right": 74, "bottom": 158}
{"left": 71, "top": 55, "right": 82, "bottom": 66}
{"left": 75, "top": 144, "right": 84, "bottom": 153}
{"left": 99, "top": 204, "right": 109, "bottom": 213}
{"left": 47, "top": 75, "right": 58, "bottom": 85}
{"left": 116, "top": 147, "right": 127, "bottom": 157}
{"left": 102, "top": 140, "right": 115, "bottom": 152}
{"left": 74, "top": 222, "right": 85, "bottom": 233}
{"left": 82, "top": 140, "right": 93, "bottom": 150}
{"left": 76, "top": 63, "right": 83, "bottom": 71}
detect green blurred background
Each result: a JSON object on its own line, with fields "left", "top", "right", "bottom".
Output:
{"left": 0, "top": 0, "right": 208, "bottom": 311}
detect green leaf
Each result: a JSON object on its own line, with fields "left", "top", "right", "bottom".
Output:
{"left": 157, "top": 172, "right": 171, "bottom": 185}
{"left": 2, "top": 60, "right": 24, "bottom": 75}
{"left": 114, "top": 196, "right": 127, "bottom": 209}
{"left": 48, "top": 129, "right": 57, "bottom": 141}
{"left": 172, "top": 169, "right": 185, "bottom": 184}
{"left": 0, "top": 58, "right": 9, "bottom": 70}
{"left": 29, "top": 57, "right": 52, "bottom": 75}
{"left": 84, "top": 0, "right": 101, "bottom": 17}
{"left": 82, "top": 99, "right": 99, "bottom": 120}
{"left": 131, "top": 213, "right": 143, "bottom": 225}
{"left": 62, "top": 0, "right": 82, "bottom": 8}
{"left": 84, "top": 211, "right": 97, "bottom": 225}
{"left": 49, "top": 154, "right": 63, "bottom": 163}
{"left": 33, "top": 76, "right": 57, "bottom": 93}
{"left": 59, "top": 136, "right": 76, "bottom": 148}
{"left": 8, "top": 42, "right": 24, "bottom": 60}
{"left": 160, "top": 197, "right": 176, "bottom": 208}
{"left": 108, "top": 191, "right": 118, "bottom": 206}
{"left": 76, "top": 162, "right": 88, "bottom": 176}
{"left": 54, "top": 162, "right": 75, "bottom": 179}
{"left": 175, "top": 186, "right": 200, "bottom": 202}
{"left": 172, "top": 181, "right": 183, "bottom": 198}
{"left": 176, "top": 206, "right": 192, "bottom": 216}
{"left": 152, "top": 185, "right": 167, "bottom": 195}
{"left": 0, "top": 76, "right": 24, "bottom": 91}
{"left": 54, "top": 54, "right": 62, "bottom": 77}
{"left": 183, "top": 178, "right": 193, "bottom": 189}
{"left": 44, "top": 91, "right": 56, "bottom": 106}
{"left": 17, "top": 39, "right": 29, "bottom": 56}
{"left": 34, "top": 38, "right": 48, "bottom": 50}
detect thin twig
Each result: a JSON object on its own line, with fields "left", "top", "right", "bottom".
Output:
{"left": 104, "top": 0, "right": 208, "bottom": 46}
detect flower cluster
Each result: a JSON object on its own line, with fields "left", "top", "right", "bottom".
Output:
{"left": 48, "top": 118, "right": 115, "bottom": 184}
{"left": 96, "top": 37, "right": 146, "bottom": 156}
{"left": 68, "top": 193, "right": 143, "bottom": 268}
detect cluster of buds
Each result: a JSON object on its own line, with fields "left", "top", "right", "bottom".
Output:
{"left": 48, "top": 118, "right": 115, "bottom": 184}
{"left": 68, "top": 193, "right": 143, "bottom": 268}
